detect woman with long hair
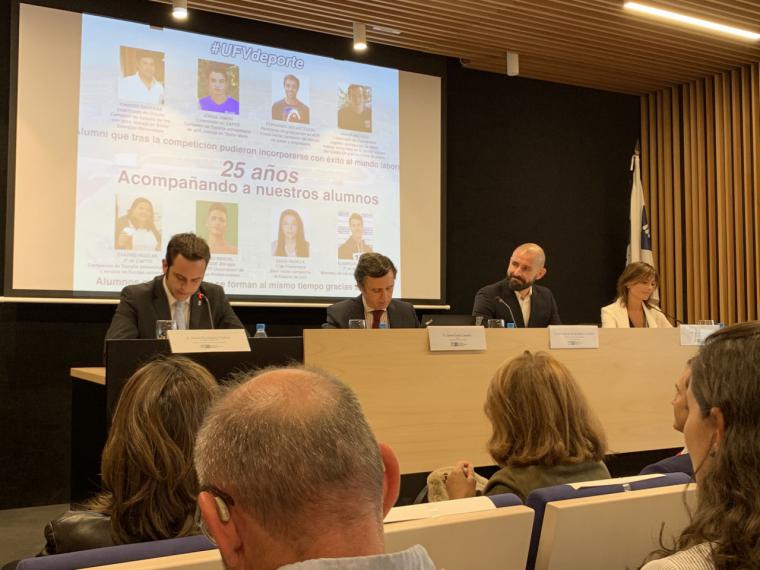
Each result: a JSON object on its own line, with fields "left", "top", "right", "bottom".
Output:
{"left": 272, "top": 208, "right": 309, "bottom": 257}
{"left": 446, "top": 351, "right": 608, "bottom": 501}
{"left": 40, "top": 356, "right": 218, "bottom": 554}
{"left": 601, "top": 262, "right": 672, "bottom": 328}
{"left": 642, "top": 322, "right": 760, "bottom": 569}
{"left": 115, "top": 197, "right": 161, "bottom": 251}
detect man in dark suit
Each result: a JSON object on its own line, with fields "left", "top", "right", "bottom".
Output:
{"left": 472, "top": 243, "right": 561, "bottom": 327}
{"left": 105, "top": 233, "right": 244, "bottom": 340}
{"left": 324, "top": 252, "right": 419, "bottom": 328}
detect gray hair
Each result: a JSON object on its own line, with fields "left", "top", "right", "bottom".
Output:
{"left": 354, "top": 252, "right": 397, "bottom": 287}
{"left": 194, "top": 366, "right": 384, "bottom": 542}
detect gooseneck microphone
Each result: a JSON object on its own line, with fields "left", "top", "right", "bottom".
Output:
{"left": 197, "top": 287, "right": 215, "bottom": 329}
{"left": 651, "top": 304, "right": 683, "bottom": 326}
{"left": 495, "top": 296, "right": 519, "bottom": 327}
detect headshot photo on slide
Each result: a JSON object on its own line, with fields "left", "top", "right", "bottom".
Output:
{"left": 197, "top": 59, "right": 240, "bottom": 115}
{"left": 114, "top": 195, "right": 162, "bottom": 251}
{"left": 338, "top": 212, "right": 373, "bottom": 260}
{"left": 196, "top": 201, "right": 239, "bottom": 255}
{"left": 271, "top": 73, "right": 310, "bottom": 124}
{"left": 272, "top": 208, "right": 310, "bottom": 258}
{"left": 338, "top": 84, "right": 372, "bottom": 133}
{"left": 118, "top": 47, "right": 165, "bottom": 105}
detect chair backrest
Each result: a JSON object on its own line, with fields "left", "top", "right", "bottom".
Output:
{"left": 78, "top": 506, "right": 534, "bottom": 570}
{"left": 15, "top": 535, "right": 215, "bottom": 570}
{"left": 384, "top": 506, "right": 535, "bottom": 570}
{"left": 86, "top": 550, "right": 222, "bottom": 570}
{"left": 534, "top": 483, "right": 697, "bottom": 569}
{"left": 524, "top": 472, "right": 690, "bottom": 570}
{"left": 385, "top": 492, "right": 521, "bottom": 523}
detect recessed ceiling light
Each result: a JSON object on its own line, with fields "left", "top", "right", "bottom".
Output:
{"left": 624, "top": 2, "right": 760, "bottom": 41}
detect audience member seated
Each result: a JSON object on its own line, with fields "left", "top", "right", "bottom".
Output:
{"left": 642, "top": 322, "right": 760, "bottom": 569}
{"left": 39, "top": 356, "right": 219, "bottom": 555}
{"left": 640, "top": 361, "right": 694, "bottom": 476}
{"left": 193, "top": 366, "right": 435, "bottom": 569}
{"left": 445, "top": 351, "right": 609, "bottom": 502}
{"left": 601, "top": 262, "right": 672, "bottom": 328}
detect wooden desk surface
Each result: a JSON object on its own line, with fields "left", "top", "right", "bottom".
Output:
{"left": 70, "top": 366, "right": 106, "bottom": 385}
{"left": 304, "top": 328, "right": 697, "bottom": 474}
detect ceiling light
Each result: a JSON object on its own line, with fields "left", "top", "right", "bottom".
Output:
{"left": 353, "top": 22, "right": 368, "bottom": 51}
{"left": 506, "top": 51, "right": 519, "bottom": 76}
{"left": 624, "top": 2, "right": 760, "bottom": 40}
{"left": 172, "top": 0, "right": 188, "bottom": 20}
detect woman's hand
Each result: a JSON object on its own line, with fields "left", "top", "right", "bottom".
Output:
{"left": 445, "top": 460, "right": 476, "bottom": 499}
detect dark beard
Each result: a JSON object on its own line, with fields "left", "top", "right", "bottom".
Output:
{"left": 508, "top": 276, "right": 532, "bottom": 292}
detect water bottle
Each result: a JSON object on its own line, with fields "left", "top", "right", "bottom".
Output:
{"left": 253, "top": 323, "right": 268, "bottom": 338}
{"left": 379, "top": 323, "right": 389, "bottom": 329}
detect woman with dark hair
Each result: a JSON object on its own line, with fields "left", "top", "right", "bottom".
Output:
{"left": 601, "top": 261, "right": 672, "bottom": 328}
{"left": 39, "top": 356, "right": 218, "bottom": 554}
{"left": 115, "top": 197, "right": 161, "bottom": 251}
{"left": 642, "top": 322, "right": 760, "bottom": 569}
{"left": 272, "top": 208, "right": 309, "bottom": 258}
{"left": 446, "top": 351, "right": 609, "bottom": 501}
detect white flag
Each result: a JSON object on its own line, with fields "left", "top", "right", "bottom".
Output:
{"left": 627, "top": 151, "right": 658, "bottom": 300}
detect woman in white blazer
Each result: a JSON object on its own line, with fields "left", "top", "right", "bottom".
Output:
{"left": 601, "top": 262, "right": 673, "bottom": 328}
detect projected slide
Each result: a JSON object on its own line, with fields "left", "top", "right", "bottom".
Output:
{"left": 72, "top": 15, "right": 400, "bottom": 298}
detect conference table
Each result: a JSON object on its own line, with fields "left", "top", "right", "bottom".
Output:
{"left": 71, "top": 328, "right": 695, "bottom": 485}
{"left": 302, "top": 328, "right": 695, "bottom": 473}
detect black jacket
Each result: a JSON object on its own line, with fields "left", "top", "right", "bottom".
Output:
{"left": 472, "top": 279, "right": 561, "bottom": 327}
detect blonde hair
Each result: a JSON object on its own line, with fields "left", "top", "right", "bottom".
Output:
{"left": 87, "top": 356, "right": 218, "bottom": 543}
{"left": 485, "top": 351, "right": 607, "bottom": 467}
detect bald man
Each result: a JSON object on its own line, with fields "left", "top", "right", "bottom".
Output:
{"left": 472, "top": 243, "right": 561, "bottom": 327}
{"left": 194, "top": 366, "right": 434, "bottom": 570}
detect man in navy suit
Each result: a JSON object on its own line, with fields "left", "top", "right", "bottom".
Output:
{"left": 472, "top": 243, "right": 561, "bottom": 328}
{"left": 324, "top": 252, "right": 419, "bottom": 329}
{"left": 105, "top": 233, "right": 244, "bottom": 340}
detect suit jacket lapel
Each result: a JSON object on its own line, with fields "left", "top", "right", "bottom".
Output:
{"left": 152, "top": 276, "right": 172, "bottom": 321}
{"left": 352, "top": 295, "right": 366, "bottom": 321}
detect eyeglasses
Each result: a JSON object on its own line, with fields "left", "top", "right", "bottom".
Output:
{"left": 195, "top": 484, "right": 236, "bottom": 545}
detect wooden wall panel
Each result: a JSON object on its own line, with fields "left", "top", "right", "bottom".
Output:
{"left": 642, "top": 63, "right": 760, "bottom": 324}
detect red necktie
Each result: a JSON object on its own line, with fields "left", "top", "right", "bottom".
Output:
{"left": 372, "top": 310, "right": 384, "bottom": 329}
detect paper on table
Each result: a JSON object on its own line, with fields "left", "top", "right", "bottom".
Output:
{"left": 427, "top": 326, "right": 487, "bottom": 352}
{"left": 548, "top": 325, "right": 599, "bottom": 349}
{"left": 167, "top": 329, "right": 250, "bottom": 353}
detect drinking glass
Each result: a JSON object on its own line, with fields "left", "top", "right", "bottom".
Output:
{"left": 156, "top": 319, "right": 177, "bottom": 339}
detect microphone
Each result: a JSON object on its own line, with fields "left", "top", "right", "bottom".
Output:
{"left": 197, "top": 287, "right": 215, "bottom": 329}
{"left": 494, "top": 296, "right": 519, "bottom": 327}
{"left": 651, "top": 304, "right": 683, "bottom": 326}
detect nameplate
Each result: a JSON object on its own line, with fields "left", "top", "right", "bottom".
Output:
{"left": 680, "top": 324, "right": 720, "bottom": 346}
{"left": 549, "top": 325, "right": 599, "bottom": 349}
{"left": 428, "top": 326, "right": 486, "bottom": 352}
{"left": 167, "top": 329, "right": 250, "bottom": 353}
